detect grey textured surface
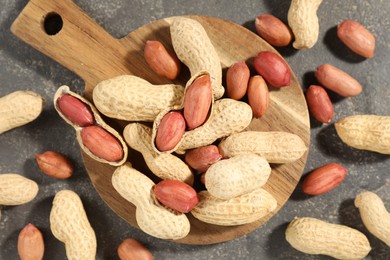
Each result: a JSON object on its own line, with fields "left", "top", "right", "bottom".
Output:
{"left": 1, "top": 0, "right": 389, "bottom": 259}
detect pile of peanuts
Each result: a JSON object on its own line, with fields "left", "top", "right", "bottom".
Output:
{"left": 1, "top": 0, "right": 389, "bottom": 259}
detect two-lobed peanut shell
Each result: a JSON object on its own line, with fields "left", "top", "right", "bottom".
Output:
{"left": 0, "top": 173, "right": 38, "bottom": 206}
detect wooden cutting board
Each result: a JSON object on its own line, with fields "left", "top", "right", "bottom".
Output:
{"left": 11, "top": 0, "right": 310, "bottom": 244}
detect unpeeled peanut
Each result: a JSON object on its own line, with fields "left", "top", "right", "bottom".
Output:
{"left": 219, "top": 131, "right": 307, "bottom": 164}
{"left": 0, "top": 174, "right": 38, "bottom": 206}
{"left": 288, "top": 0, "right": 323, "bottom": 49}
{"left": 302, "top": 163, "right": 347, "bottom": 195}
{"left": 155, "top": 111, "right": 186, "bottom": 152}
{"left": 305, "top": 85, "right": 334, "bottom": 124}
{"left": 183, "top": 74, "right": 213, "bottom": 130}
{"left": 315, "top": 64, "right": 363, "bottom": 97}
{"left": 176, "top": 98, "right": 253, "bottom": 153}
{"left": 247, "top": 75, "right": 269, "bottom": 118}
{"left": 153, "top": 179, "right": 199, "bottom": 213}
{"left": 255, "top": 14, "right": 293, "bottom": 47}
{"left": 112, "top": 163, "right": 190, "bottom": 240}
{"left": 191, "top": 188, "right": 277, "bottom": 226}
{"left": 93, "top": 75, "right": 184, "bottom": 122}
{"left": 117, "top": 238, "right": 154, "bottom": 260}
{"left": 337, "top": 20, "right": 375, "bottom": 59}
{"left": 285, "top": 217, "right": 371, "bottom": 259}
{"left": 184, "top": 145, "right": 222, "bottom": 173}
{"left": 17, "top": 223, "right": 44, "bottom": 260}
{"left": 226, "top": 61, "right": 250, "bottom": 100}
{"left": 35, "top": 150, "right": 73, "bottom": 179}
{"left": 253, "top": 51, "right": 291, "bottom": 87}
{"left": 355, "top": 191, "right": 390, "bottom": 247}
{"left": 205, "top": 154, "right": 271, "bottom": 200}
{"left": 170, "top": 17, "right": 224, "bottom": 99}
{"left": 144, "top": 40, "right": 181, "bottom": 80}
{"left": 335, "top": 114, "right": 390, "bottom": 154}
{"left": 0, "top": 90, "right": 44, "bottom": 135}
{"left": 50, "top": 190, "right": 97, "bottom": 260}
{"left": 123, "top": 123, "right": 194, "bottom": 185}
{"left": 54, "top": 86, "right": 128, "bottom": 166}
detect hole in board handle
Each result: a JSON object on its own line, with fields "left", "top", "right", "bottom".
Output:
{"left": 43, "top": 12, "right": 63, "bottom": 35}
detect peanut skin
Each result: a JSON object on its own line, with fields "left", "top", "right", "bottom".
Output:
{"left": 226, "top": 61, "right": 250, "bottom": 100}
{"left": 184, "top": 145, "right": 222, "bottom": 173}
{"left": 305, "top": 85, "right": 334, "bottom": 124}
{"left": 144, "top": 40, "right": 181, "bottom": 80}
{"left": 315, "top": 64, "right": 363, "bottom": 97}
{"left": 286, "top": 217, "right": 371, "bottom": 259}
{"left": 155, "top": 111, "right": 186, "bottom": 152}
{"left": 18, "top": 223, "right": 45, "bottom": 260}
{"left": 255, "top": 14, "right": 293, "bottom": 47}
{"left": 35, "top": 151, "right": 73, "bottom": 179}
{"left": 247, "top": 75, "right": 270, "bottom": 118}
{"left": 337, "top": 20, "right": 375, "bottom": 59}
{"left": 118, "top": 238, "right": 154, "bottom": 260}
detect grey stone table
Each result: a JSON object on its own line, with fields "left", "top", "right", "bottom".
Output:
{"left": 1, "top": 0, "right": 389, "bottom": 259}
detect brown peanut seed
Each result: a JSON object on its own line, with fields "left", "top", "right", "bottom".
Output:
{"left": 155, "top": 111, "right": 186, "bottom": 152}
{"left": 305, "top": 85, "right": 334, "bottom": 124}
{"left": 81, "top": 125, "right": 124, "bottom": 162}
{"left": 226, "top": 60, "right": 250, "bottom": 100}
{"left": 57, "top": 94, "right": 94, "bottom": 126}
{"left": 184, "top": 145, "right": 222, "bottom": 172}
{"left": 183, "top": 74, "right": 212, "bottom": 130}
{"left": 118, "top": 238, "right": 154, "bottom": 260}
{"left": 18, "top": 223, "right": 44, "bottom": 260}
{"left": 35, "top": 151, "right": 73, "bottom": 179}
{"left": 144, "top": 40, "right": 181, "bottom": 80}
{"left": 253, "top": 51, "right": 291, "bottom": 87}
{"left": 247, "top": 75, "right": 270, "bottom": 118}
{"left": 255, "top": 14, "right": 293, "bottom": 47}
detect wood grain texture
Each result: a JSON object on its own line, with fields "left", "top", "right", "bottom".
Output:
{"left": 11, "top": 0, "right": 310, "bottom": 244}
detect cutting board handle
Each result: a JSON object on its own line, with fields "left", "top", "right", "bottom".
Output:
{"left": 11, "top": 0, "right": 132, "bottom": 90}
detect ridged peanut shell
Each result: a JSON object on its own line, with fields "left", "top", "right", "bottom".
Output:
{"left": 123, "top": 123, "right": 194, "bottom": 185}
{"left": 205, "top": 154, "right": 271, "bottom": 200}
{"left": 176, "top": 98, "right": 253, "bottom": 154}
{"left": 54, "top": 86, "right": 128, "bottom": 166}
{"left": 218, "top": 131, "right": 307, "bottom": 163}
{"left": 191, "top": 188, "right": 277, "bottom": 226}
{"left": 355, "top": 191, "right": 390, "bottom": 247}
{"left": 50, "top": 190, "right": 96, "bottom": 260}
{"left": 0, "top": 90, "right": 44, "bottom": 134}
{"left": 288, "top": 0, "right": 323, "bottom": 49}
{"left": 285, "top": 217, "right": 371, "bottom": 259}
{"left": 93, "top": 75, "right": 184, "bottom": 122}
{"left": 112, "top": 163, "right": 190, "bottom": 240}
{"left": 335, "top": 115, "right": 390, "bottom": 154}
{"left": 0, "top": 174, "right": 38, "bottom": 205}
{"left": 170, "top": 17, "right": 224, "bottom": 99}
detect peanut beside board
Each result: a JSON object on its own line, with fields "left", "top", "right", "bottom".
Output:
{"left": 50, "top": 190, "right": 97, "bottom": 260}
{"left": 355, "top": 191, "right": 390, "bottom": 247}
{"left": 0, "top": 90, "right": 44, "bottom": 134}
{"left": 0, "top": 173, "right": 38, "bottom": 206}
{"left": 285, "top": 217, "right": 371, "bottom": 259}
{"left": 335, "top": 114, "right": 390, "bottom": 154}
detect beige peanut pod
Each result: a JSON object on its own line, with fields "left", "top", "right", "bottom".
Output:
{"left": 285, "top": 217, "right": 371, "bottom": 259}
{"left": 50, "top": 190, "right": 97, "bottom": 260}
{"left": 205, "top": 154, "right": 271, "bottom": 200}
{"left": 288, "top": 0, "right": 323, "bottom": 49}
{"left": 0, "top": 174, "right": 38, "bottom": 205}
{"left": 0, "top": 90, "right": 44, "bottom": 134}
{"left": 54, "top": 86, "right": 128, "bottom": 166}
{"left": 355, "top": 191, "right": 390, "bottom": 247}
{"left": 112, "top": 163, "right": 190, "bottom": 240}
{"left": 191, "top": 188, "right": 277, "bottom": 226}
{"left": 176, "top": 98, "right": 253, "bottom": 154}
{"left": 93, "top": 75, "right": 184, "bottom": 122}
{"left": 218, "top": 131, "right": 307, "bottom": 163}
{"left": 335, "top": 115, "right": 390, "bottom": 154}
{"left": 169, "top": 17, "right": 224, "bottom": 99}
{"left": 123, "top": 123, "right": 194, "bottom": 185}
